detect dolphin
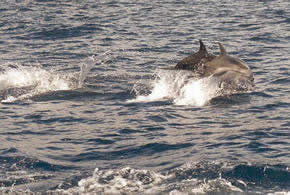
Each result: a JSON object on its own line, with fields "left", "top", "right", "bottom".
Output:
{"left": 203, "top": 42, "right": 254, "bottom": 90}
{"left": 175, "top": 40, "right": 254, "bottom": 91}
{"left": 203, "top": 43, "right": 252, "bottom": 77}
{"left": 175, "top": 40, "right": 215, "bottom": 73}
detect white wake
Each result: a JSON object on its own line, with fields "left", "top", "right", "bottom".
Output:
{"left": 128, "top": 69, "right": 221, "bottom": 106}
{"left": 0, "top": 63, "right": 78, "bottom": 103}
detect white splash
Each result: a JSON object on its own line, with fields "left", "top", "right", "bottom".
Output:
{"left": 78, "top": 56, "right": 96, "bottom": 88}
{"left": 128, "top": 69, "right": 220, "bottom": 106}
{"left": 79, "top": 167, "right": 169, "bottom": 194}
{"left": 173, "top": 77, "right": 220, "bottom": 106}
{"left": 54, "top": 165, "right": 244, "bottom": 194}
{"left": 56, "top": 167, "right": 170, "bottom": 195}
{"left": 0, "top": 63, "right": 74, "bottom": 102}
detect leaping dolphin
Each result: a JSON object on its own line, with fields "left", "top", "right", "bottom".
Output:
{"left": 205, "top": 42, "right": 254, "bottom": 90}
{"left": 203, "top": 43, "right": 252, "bottom": 77}
{"left": 175, "top": 40, "right": 255, "bottom": 91}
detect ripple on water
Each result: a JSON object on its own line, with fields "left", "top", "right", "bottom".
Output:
{"left": 0, "top": 0, "right": 289, "bottom": 194}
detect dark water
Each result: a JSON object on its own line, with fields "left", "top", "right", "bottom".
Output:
{"left": 0, "top": 0, "right": 289, "bottom": 194}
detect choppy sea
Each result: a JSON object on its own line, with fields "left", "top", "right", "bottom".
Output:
{"left": 0, "top": 0, "right": 289, "bottom": 194}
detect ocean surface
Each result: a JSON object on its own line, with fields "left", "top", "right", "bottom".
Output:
{"left": 0, "top": 0, "right": 289, "bottom": 194}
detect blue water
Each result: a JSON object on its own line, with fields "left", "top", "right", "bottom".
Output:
{"left": 0, "top": 0, "right": 289, "bottom": 194}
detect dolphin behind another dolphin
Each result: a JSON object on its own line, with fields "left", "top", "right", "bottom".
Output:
{"left": 175, "top": 40, "right": 215, "bottom": 73}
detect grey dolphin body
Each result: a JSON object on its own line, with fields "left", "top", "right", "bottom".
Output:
{"left": 204, "top": 43, "right": 254, "bottom": 90}
{"left": 175, "top": 41, "right": 254, "bottom": 91}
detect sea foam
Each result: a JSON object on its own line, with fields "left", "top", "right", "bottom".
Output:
{"left": 0, "top": 63, "right": 75, "bottom": 102}
{"left": 128, "top": 69, "right": 220, "bottom": 106}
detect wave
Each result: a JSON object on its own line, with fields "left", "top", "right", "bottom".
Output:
{"left": 69, "top": 166, "right": 242, "bottom": 194}
{"left": 1, "top": 160, "right": 283, "bottom": 194}
{"left": 0, "top": 151, "right": 289, "bottom": 194}
{"left": 55, "top": 161, "right": 290, "bottom": 194}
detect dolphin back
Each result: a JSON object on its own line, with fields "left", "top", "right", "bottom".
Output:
{"left": 175, "top": 40, "right": 215, "bottom": 72}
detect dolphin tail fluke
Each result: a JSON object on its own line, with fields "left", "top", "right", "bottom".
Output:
{"left": 218, "top": 42, "right": 227, "bottom": 56}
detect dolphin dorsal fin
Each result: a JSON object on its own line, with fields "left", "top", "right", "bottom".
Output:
{"left": 199, "top": 40, "right": 207, "bottom": 53}
{"left": 218, "top": 42, "right": 227, "bottom": 56}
